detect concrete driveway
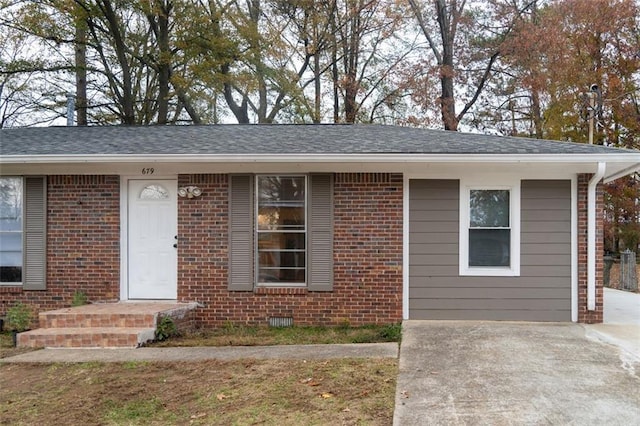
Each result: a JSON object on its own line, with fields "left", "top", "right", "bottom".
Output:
{"left": 394, "top": 319, "right": 640, "bottom": 424}
{"left": 585, "top": 287, "right": 640, "bottom": 362}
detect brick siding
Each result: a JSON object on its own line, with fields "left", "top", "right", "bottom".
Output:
{"left": 177, "top": 172, "right": 403, "bottom": 326}
{"left": 577, "top": 174, "right": 604, "bottom": 323}
{"left": 0, "top": 176, "right": 120, "bottom": 322}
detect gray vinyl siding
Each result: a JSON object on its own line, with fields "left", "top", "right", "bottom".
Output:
{"left": 23, "top": 176, "right": 47, "bottom": 290}
{"left": 409, "top": 179, "right": 571, "bottom": 321}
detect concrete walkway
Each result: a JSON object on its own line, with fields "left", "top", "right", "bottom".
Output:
{"left": 0, "top": 342, "right": 398, "bottom": 363}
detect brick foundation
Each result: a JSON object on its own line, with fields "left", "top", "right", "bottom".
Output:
{"left": 577, "top": 174, "right": 604, "bottom": 323}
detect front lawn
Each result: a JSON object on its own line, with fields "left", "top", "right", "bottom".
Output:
{"left": 1, "top": 358, "right": 397, "bottom": 425}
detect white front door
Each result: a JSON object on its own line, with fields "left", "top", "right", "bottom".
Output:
{"left": 128, "top": 179, "right": 178, "bottom": 299}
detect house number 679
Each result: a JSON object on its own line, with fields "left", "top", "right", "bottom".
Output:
{"left": 142, "top": 168, "right": 155, "bottom": 175}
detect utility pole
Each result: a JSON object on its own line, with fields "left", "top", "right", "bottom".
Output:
{"left": 583, "top": 84, "right": 602, "bottom": 144}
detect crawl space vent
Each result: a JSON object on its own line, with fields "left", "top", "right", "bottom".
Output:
{"left": 269, "top": 317, "right": 294, "bottom": 328}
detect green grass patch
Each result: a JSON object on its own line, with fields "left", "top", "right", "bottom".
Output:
{"left": 148, "top": 323, "right": 402, "bottom": 347}
{"left": 104, "top": 397, "right": 176, "bottom": 425}
{"left": 0, "top": 331, "right": 13, "bottom": 348}
{"left": 122, "top": 360, "right": 149, "bottom": 370}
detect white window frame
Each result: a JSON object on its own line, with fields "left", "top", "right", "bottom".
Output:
{"left": 459, "top": 178, "right": 520, "bottom": 276}
{"left": 255, "top": 174, "right": 308, "bottom": 287}
{"left": 0, "top": 176, "right": 24, "bottom": 285}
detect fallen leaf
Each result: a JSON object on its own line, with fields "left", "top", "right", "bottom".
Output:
{"left": 321, "top": 392, "right": 334, "bottom": 399}
{"left": 300, "top": 377, "right": 321, "bottom": 386}
{"left": 216, "top": 393, "right": 227, "bottom": 401}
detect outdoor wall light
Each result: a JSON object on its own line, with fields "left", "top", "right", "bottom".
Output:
{"left": 178, "top": 186, "right": 202, "bottom": 198}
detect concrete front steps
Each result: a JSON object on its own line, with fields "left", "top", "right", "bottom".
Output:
{"left": 17, "top": 302, "right": 198, "bottom": 349}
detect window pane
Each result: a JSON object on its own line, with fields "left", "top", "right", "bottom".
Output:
{"left": 256, "top": 176, "right": 306, "bottom": 285}
{"left": 258, "top": 232, "right": 305, "bottom": 250}
{"left": 258, "top": 176, "right": 305, "bottom": 203}
{"left": 0, "top": 233, "right": 22, "bottom": 251}
{"left": 258, "top": 206, "right": 305, "bottom": 230}
{"left": 0, "top": 177, "right": 22, "bottom": 282}
{"left": 258, "top": 176, "right": 305, "bottom": 230}
{"left": 258, "top": 232, "right": 306, "bottom": 284}
{"left": 0, "top": 266, "right": 21, "bottom": 282}
{"left": 0, "top": 177, "right": 22, "bottom": 225}
{"left": 469, "top": 229, "right": 510, "bottom": 266}
{"left": 0, "top": 251, "right": 22, "bottom": 267}
{"left": 259, "top": 251, "right": 306, "bottom": 269}
{"left": 258, "top": 267, "right": 306, "bottom": 283}
{"left": 470, "top": 190, "right": 509, "bottom": 228}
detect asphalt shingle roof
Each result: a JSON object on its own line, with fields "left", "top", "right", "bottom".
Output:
{"left": 0, "top": 124, "right": 634, "bottom": 156}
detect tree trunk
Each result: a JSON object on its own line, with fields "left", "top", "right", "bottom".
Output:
{"left": 530, "top": 89, "right": 543, "bottom": 138}
{"left": 100, "top": 0, "right": 135, "bottom": 124}
{"left": 331, "top": 11, "right": 339, "bottom": 123}
{"left": 154, "top": 2, "right": 172, "bottom": 125}
{"left": 342, "top": 0, "right": 361, "bottom": 124}
{"left": 436, "top": 0, "right": 457, "bottom": 131}
{"left": 222, "top": 62, "right": 250, "bottom": 123}
{"left": 313, "top": 47, "right": 321, "bottom": 123}
{"left": 75, "top": 13, "right": 88, "bottom": 126}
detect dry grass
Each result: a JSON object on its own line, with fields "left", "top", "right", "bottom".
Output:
{"left": 1, "top": 358, "right": 397, "bottom": 425}
{"left": 1, "top": 325, "right": 400, "bottom": 424}
{"left": 0, "top": 332, "right": 35, "bottom": 359}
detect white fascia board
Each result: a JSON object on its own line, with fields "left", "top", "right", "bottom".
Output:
{"left": 3, "top": 154, "right": 640, "bottom": 180}
{"left": 603, "top": 162, "right": 640, "bottom": 183}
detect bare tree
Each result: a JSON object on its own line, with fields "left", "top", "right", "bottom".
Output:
{"left": 408, "top": 0, "right": 533, "bottom": 130}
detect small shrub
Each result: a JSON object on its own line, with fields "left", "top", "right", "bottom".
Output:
{"left": 6, "top": 302, "right": 32, "bottom": 332}
{"left": 155, "top": 316, "right": 177, "bottom": 341}
{"left": 71, "top": 290, "right": 88, "bottom": 307}
{"left": 336, "top": 318, "right": 351, "bottom": 330}
{"left": 378, "top": 323, "right": 402, "bottom": 342}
